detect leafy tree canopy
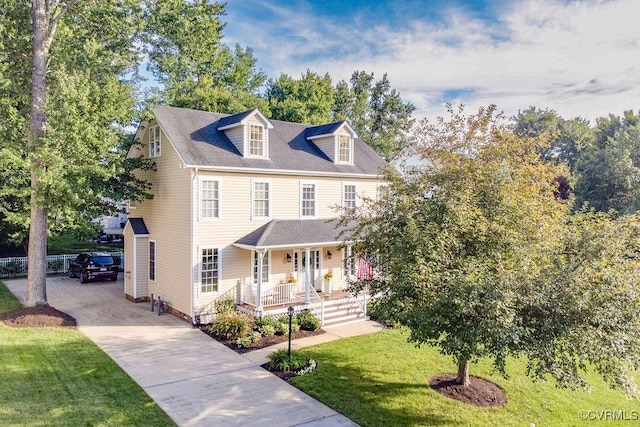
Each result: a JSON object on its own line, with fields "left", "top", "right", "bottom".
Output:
{"left": 267, "top": 70, "right": 333, "bottom": 124}
{"left": 342, "top": 105, "right": 640, "bottom": 395}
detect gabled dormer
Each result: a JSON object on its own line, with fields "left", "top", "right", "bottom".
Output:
{"left": 217, "top": 109, "right": 274, "bottom": 159}
{"left": 306, "top": 121, "right": 358, "bottom": 165}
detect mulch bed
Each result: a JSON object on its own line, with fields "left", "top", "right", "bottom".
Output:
{"left": 0, "top": 305, "right": 77, "bottom": 328}
{"left": 199, "top": 324, "right": 324, "bottom": 354}
{"left": 260, "top": 362, "right": 300, "bottom": 381}
{"left": 429, "top": 374, "right": 507, "bottom": 407}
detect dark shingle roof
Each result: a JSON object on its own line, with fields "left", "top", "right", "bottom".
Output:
{"left": 128, "top": 218, "right": 149, "bottom": 235}
{"left": 234, "top": 219, "right": 347, "bottom": 249}
{"left": 152, "top": 106, "right": 385, "bottom": 175}
{"left": 216, "top": 109, "right": 256, "bottom": 129}
{"left": 305, "top": 122, "right": 345, "bottom": 138}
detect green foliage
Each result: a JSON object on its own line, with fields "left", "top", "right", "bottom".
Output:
{"left": 267, "top": 349, "right": 309, "bottom": 372}
{"left": 0, "top": 261, "right": 26, "bottom": 279}
{"left": 296, "top": 310, "right": 321, "bottom": 331}
{"left": 0, "top": 282, "right": 22, "bottom": 314}
{"left": 275, "top": 321, "right": 289, "bottom": 336}
{"left": 47, "top": 259, "right": 64, "bottom": 274}
{"left": 213, "top": 295, "right": 236, "bottom": 315}
{"left": 210, "top": 311, "right": 255, "bottom": 340}
{"left": 267, "top": 70, "right": 334, "bottom": 124}
{"left": 342, "top": 104, "right": 640, "bottom": 394}
{"left": 236, "top": 331, "right": 262, "bottom": 349}
{"left": 257, "top": 324, "right": 276, "bottom": 337}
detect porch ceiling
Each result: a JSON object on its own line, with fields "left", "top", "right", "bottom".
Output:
{"left": 233, "top": 219, "right": 349, "bottom": 250}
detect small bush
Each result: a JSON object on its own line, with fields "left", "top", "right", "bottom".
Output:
{"left": 275, "top": 322, "right": 289, "bottom": 335}
{"left": 296, "top": 310, "right": 321, "bottom": 331}
{"left": 256, "top": 314, "right": 279, "bottom": 329}
{"left": 268, "top": 349, "right": 309, "bottom": 372}
{"left": 236, "top": 331, "right": 262, "bottom": 348}
{"left": 214, "top": 295, "right": 236, "bottom": 315}
{"left": 211, "top": 311, "right": 255, "bottom": 340}
{"left": 258, "top": 324, "right": 276, "bottom": 337}
{"left": 367, "top": 299, "right": 401, "bottom": 328}
{"left": 291, "top": 321, "right": 300, "bottom": 332}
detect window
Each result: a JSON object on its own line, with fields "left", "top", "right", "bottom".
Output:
{"left": 200, "top": 248, "right": 219, "bottom": 293}
{"left": 149, "top": 126, "right": 161, "bottom": 158}
{"left": 149, "top": 241, "right": 156, "bottom": 281}
{"left": 253, "top": 251, "right": 269, "bottom": 284}
{"left": 249, "top": 124, "right": 264, "bottom": 156}
{"left": 343, "top": 184, "right": 357, "bottom": 213}
{"left": 338, "top": 134, "right": 352, "bottom": 163}
{"left": 200, "top": 180, "right": 219, "bottom": 219}
{"left": 253, "top": 181, "right": 270, "bottom": 218}
{"left": 301, "top": 183, "right": 316, "bottom": 217}
{"left": 128, "top": 199, "right": 137, "bottom": 210}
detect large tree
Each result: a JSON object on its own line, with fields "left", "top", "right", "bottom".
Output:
{"left": 0, "top": 0, "right": 151, "bottom": 305}
{"left": 144, "top": 0, "right": 268, "bottom": 114}
{"left": 342, "top": 105, "right": 640, "bottom": 395}
{"left": 267, "top": 70, "right": 334, "bottom": 124}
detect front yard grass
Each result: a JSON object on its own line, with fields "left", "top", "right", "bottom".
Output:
{"left": 291, "top": 328, "right": 638, "bottom": 426}
{"left": 0, "top": 281, "right": 175, "bottom": 426}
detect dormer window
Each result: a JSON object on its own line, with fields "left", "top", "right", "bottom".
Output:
{"left": 149, "top": 126, "right": 161, "bottom": 158}
{"left": 249, "top": 124, "right": 265, "bottom": 157}
{"left": 338, "top": 134, "right": 352, "bottom": 164}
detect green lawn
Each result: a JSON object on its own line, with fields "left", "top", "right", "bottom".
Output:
{"left": 291, "top": 328, "right": 639, "bottom": 426}
{"left": 0, "top": 282, "right": 175, "bottom": 426}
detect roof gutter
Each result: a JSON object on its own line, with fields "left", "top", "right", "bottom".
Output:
{"left": 182, "top": 164, "right": 384, "bottom": 180}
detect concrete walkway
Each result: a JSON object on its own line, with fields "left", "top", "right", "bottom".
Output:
{"left": 4, "top": 277, "right": 383, "bottom": 427}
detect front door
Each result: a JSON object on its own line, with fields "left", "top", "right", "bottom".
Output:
{"left": 294, "top": 250, "right": 320, "bottom": 292}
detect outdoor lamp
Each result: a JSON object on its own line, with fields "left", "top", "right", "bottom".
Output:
{"left": 327, "top": 251, "right": 332, "bottom": 260}
{"left": 287, "top": 305, "right": 295, "bottom": 356}
{"left": 286, "top": 253, "right": 292, "bottom": 263}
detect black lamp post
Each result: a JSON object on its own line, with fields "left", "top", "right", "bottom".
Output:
{"left": 287, "top": 305, "right": 294, "bottom": 357}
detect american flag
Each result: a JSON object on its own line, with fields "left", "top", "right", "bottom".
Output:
{"left": 357, "top": 257, "right": 375, "bottom": 280}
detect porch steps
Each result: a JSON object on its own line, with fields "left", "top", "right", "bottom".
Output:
{"left": 320, "top": 297, "right": 369, "bottom": 328}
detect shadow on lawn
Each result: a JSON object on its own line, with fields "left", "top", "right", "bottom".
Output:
{"left": 290, "top": 351, "right": 462, "bottom": 426}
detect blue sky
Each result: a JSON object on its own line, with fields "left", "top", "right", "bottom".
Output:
{"left": 223, "top": 0, "right": 640, "bottom": 123}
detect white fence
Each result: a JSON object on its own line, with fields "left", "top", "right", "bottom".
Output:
{"left": 0, "top": 252, "right": 124, "bottom": 279}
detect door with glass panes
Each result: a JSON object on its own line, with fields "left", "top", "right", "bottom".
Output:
{"left": 294, "top": 250, "right": 321, "bottom": 292}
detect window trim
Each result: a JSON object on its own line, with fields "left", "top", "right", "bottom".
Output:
{"left": 251, "top": 179, "right": 271, "bottom": 220}
{"left": 300, "top": 181, "right": 317, "bottom": 218}
{"left": 199, "top": 177, "right": 221, "bottom": 221}
{"left": 149, "top": 240, "right": 156, "bottom": 282}
{"left": 342, "top": 182, "right": 357, "bottom": 214}
{"left": 337, "top": 133, "right": 353, "bottom": 164}
{"left": 149, "top": 125, "right": 161, "bottom": 158}
{"left": 199, "top": 246, "right": 221, "bottom": 296}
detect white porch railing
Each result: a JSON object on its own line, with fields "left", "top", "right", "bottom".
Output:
{"left": 0, "top": 252, "right": 124, "bottom": 279}
{"left": 306, "top": 286, "right": 325, "bottom": 326}
{"left": 242, "top": 282, "right": 302, "bottom": 308}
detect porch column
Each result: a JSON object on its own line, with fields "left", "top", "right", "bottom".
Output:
{"left": 304, "top": 247, "right": 311, "bottom": 304}
{"left": 256, "top": 248, "right": 265, "bottom": 316}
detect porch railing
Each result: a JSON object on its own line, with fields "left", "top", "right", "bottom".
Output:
{"left": 242, "top": 282, "right": 302, "bottom": 308}
{"left": 306, "top": 286, "right": 325, "bottom": 326}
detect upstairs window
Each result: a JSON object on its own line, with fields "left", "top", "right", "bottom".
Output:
{"left": 338, "top": 134, "right": 352, "bottom": 163}
{"left": 200, "top": 180, "right": 220, "bottom": 219}
{"left": 149, "top": 126, "right": 161, "bottom": 158}
{"left": 343, "top": 184, "right": 357, "bottom": 213}
{"left": 253, "top": 181, "right": 270, "bottom": 219}
{"left": 301, "top": 183, "right": 316, "bottom": 217}
{"left": 149, "top": 241, "right": 156, "bottom": 281}
{"left": 249, "top": 124, "right": 265, "bottom": 157}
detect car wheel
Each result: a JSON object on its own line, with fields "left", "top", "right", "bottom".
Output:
{"left": 67, "top": 269, "right": 75, "bottom": 278}
{"left": 110, "top": 274, "right": 118, "bottom": 281}
{"left": 80, "top": 272, "right": 88, "bottom": 284}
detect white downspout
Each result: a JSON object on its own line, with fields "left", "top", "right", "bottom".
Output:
{"left": 190, "top": 168, "right": 197, "bottom": 324}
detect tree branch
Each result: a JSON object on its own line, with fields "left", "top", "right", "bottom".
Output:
{"left": 44, "top": 0, "right": 81, "bottom": 51}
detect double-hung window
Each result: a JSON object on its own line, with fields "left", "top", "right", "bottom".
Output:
{"left": 253, "top": 180, "right": 270, "bottom": 219}
{"left": 338, "top": 134, "right": 352, "bottom": 164}
{"left": 253, "top": 251, "right": 269, "bottom": 284}
{"left": 200, "top": 247, "right": 219, "bottom": 294}
{"left": 200, "top": 179, "right": 220, "bottom": 219}
{"left": 149, "top": 126, "right": 161, "bottom": 158}
{"left": 343, "top": 184, "right": 357, "bottom": 213}
{"left": 249, "top": 125, "right": 264, "bottom": 157}
{"left": 301, "top": 183, "right": 316, "bottom": 217}
{"left": 149, "top": 241, "right": 156, "bottom": 281}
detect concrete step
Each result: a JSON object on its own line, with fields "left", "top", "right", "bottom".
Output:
{"left": 320, "top": 298, "right": 368, "bottom": 328}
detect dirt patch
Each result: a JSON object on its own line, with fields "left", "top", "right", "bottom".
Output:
{"left": 0, "top": 305, "right": 77, "bottom": 328}
{"left": 200, "top": 325, "right": 324, "bottom": 354}
{"left": 429, "top": 374, "right": 507, "bottom": 407}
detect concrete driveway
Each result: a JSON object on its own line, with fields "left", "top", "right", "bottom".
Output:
{"left": 4, "top": 277, "right": 359, "bottom": 427}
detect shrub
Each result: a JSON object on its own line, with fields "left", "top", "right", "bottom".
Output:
{"left": 275, "top": 322, "right": 290, "bottom": 335}
{"left": 236, "top": 331, "right": 262, "bottom": 348}
{"left": 296, "top": 310, "right": 321, "bottom": 331}
{"left": 256, "top": 314, "right": 279, "bottom": 329}
{"left": 211, "top": 311, "right": 255, "bottom": 340}
{"left": 291, "top": 321, "right": 300, "bottom": 332}
{"left": 268, "top": 349, "right": 309, "bottom": 372}
{"left": 258, "top": 324, "right": 276, "bottom": 337}
{"left": 367, "top": 299, "right": 401, "bottom": 328}
{"left": 214, "top": 295, "right": 236, "bottom": 315}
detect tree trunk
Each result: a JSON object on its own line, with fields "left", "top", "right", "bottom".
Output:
{"left": 456, "top": 359, "right": 470, "bottom": 386}
{"left": 25, "top": 0, "right": 49, "bottom": 307}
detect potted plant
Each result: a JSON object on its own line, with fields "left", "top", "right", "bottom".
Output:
{"left": 323, "top": 270, "right": 333, "bottom": 294}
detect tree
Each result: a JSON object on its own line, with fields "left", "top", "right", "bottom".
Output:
{"left": 144, "top": 0, "right": 268, "bottom": 114}
{"left": 342, "top": 105, "right": 640, "bottom": 395}
{"left": 267, "top": 70, "right": 334, "bottom": 124}
{"left": 0, "top": 1, "right": 151, "bottom": 306}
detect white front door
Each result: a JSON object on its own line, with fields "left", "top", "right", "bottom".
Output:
{"left": 294, "top": 250, "right": 320, "bottom": 292}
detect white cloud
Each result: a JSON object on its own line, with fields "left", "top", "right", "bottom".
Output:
{"left": 225, "top": 0, "right": 640, "bottom": 122}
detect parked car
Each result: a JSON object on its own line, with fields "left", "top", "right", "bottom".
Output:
{"left": 68, "top": 252, "right": 119, "bottom": 283}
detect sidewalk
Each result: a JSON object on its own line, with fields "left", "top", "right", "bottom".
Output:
{"left": 4, "top": 277, "right": 383, "bottom": 427}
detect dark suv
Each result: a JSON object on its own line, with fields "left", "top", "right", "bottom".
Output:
{"left": 68, "top": 252, "right": 119, "bottom": 283}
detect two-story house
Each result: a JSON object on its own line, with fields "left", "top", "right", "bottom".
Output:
{"left": 124, "top": 106, "right": 386, "bottom": 325}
